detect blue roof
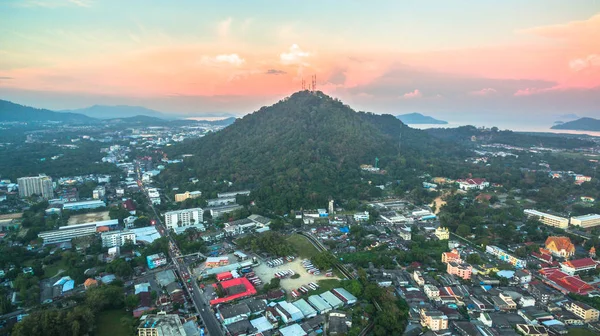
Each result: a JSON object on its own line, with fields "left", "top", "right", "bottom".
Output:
{"left": 497, "top": 270, "right": 515, "bottom": 278}
{"left": 62, "top": 280, "right": 75, "bottom": 292}
{"left": 339, "top": 226, "right": 349, "bottom": 233}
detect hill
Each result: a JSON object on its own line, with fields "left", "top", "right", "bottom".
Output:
{"left": 61, "top": 104, "right": 172, "bottom": 120}
{"left": 160, "top": 91, "right": 459, "bottom": 212}
{"left": 551, "top": 117, "right": 600, "bottom": 131}
{"left": 0, "top": 99, "right": 93, "bottom": 122}
{"left": 426, "top": 125, "right": 595, "bottom": 149}
{"left": 396, "top": 112, "right": 447, "bottom": 124}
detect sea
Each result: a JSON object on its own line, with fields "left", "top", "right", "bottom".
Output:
{"left": 410, "top": 122, "right": 600, "bottom": 138}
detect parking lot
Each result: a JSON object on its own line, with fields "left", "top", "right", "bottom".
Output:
{"left": 253, "top": 258, "right": 339, "bottom": 292}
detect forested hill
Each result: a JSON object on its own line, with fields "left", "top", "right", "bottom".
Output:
{"left": 0, "top": 99, "right": 93, "bottom": 122}
{"left": 160, "top": 91, "right": 458, "bottom": 212}
{"left": 426, "top": 125, "right": 595, "bottom": 149}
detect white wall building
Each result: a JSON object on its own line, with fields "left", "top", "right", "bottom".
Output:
{"left": 101, "top": 230, "right": 136, "bottom": 248}
{"left": 164, "top": 208, "right": 204, "bottom": 230}
{"left": 18, "top": 175, "right": 54, "bottom": 199}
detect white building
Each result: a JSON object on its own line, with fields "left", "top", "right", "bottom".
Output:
{"left": 101, "top": 230, "right": 136, "bottom": 248}
{"left": 217, "top": 190, "right": 250, "bottom": 198}
{"left": 456, "top": 178, "right": 489, "bottom": 191}
{"left": 93, "top": 186, "right": 106, "bottom": 200}
{"left": 570, "top": 214, "right": 600, "bottom": 229}
{"left": 164, "top": 208, "right": 204, "bottom": 230}
{"left": 38, "top": 219, "right": 118, "bottom": 245}
{"left": 353, "top": 211, "right": 369, "bottom": 222}
{"left": 524, "top": 209, "right": 569, "bottom": 229}
{"left": 207, "top": 197, "right": 236, "bottom": 207}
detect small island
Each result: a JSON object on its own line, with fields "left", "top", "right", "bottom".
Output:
{"left": 551, "top": 117, "right": 600, "bottom": 131}
{"left": 396, "top": 112, "right": 448, "bottom": 124}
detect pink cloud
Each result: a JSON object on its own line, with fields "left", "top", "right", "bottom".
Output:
{"left": 569, "top": 54, "right": 600, "bottom": 71}
{"left": 470, "top": 88, "right": 497, "bottom": 96}
{"left": 513, "top": 86, "right": 562, "bottom": 96}
{"left": 401, "top": 89, "right": 422, "bottom": 99}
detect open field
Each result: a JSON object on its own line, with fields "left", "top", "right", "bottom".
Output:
{"left": 96, "top": 309, "right": 132, "bottom": 336}
{"left": 567, "top": 328, "right": 597, "bottom": 336}
{"left": 43, "top": 259, "right": 67, "bottom": 278}
{"left": 286, "top": 234, "right": 320, "bottom": 258}
{"left": 68, "top": 211, "right": 110, "bottom": 225}
{"left": 254, "top": 258, "right": 339, "bottom": 292}
{"left": 0, "top": 213, "right": 23, "bottom": 220}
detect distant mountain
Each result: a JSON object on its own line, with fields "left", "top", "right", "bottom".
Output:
{"left": 396, "top": 113, "right": 447, "bottom": 124}
{"left": 62, "top": 105, "right": 172, "bottom": 120}
{"left": 555, "top": 113, "right": 580, "bottom": 121}
{"left": 160, "top": 91, "right": 456, "bottom": 212}
{"left": 551, "top": 117, "right": 600, "bottom": 131}
{"left": 0, "top": 99, "right": 93, "bottom": 122}
{"left": 426, "top": 125, "right": 595, "bottom": 149}
{"left": 191, "top": 117, "right": 237, "bottom": 126}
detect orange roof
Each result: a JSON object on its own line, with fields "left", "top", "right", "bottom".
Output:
{"left": 84, "top": 278, "right": 98, "bottom": 286}
{"left": 545, "top": 236, "right": 575, "bottom": 252}
{"left": 591, "top": 247, "right": 596, "bottom": 253}
{"left": 97, "top": 226, "right": 110, "bottom": 232}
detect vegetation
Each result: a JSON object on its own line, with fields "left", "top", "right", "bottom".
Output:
{"left": 159, "top": 91, "right": 462, "bottom": 213}
{"left": 237, "top": 232, "right": 296, "bottom": 257}
{"left": 286, "top": 234, "right": 320, "bottom": 258}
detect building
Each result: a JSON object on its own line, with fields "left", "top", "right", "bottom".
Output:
{"left": 320, "top": 291, "right": 344, "bottom": 309}
{"left": 486, "top": 245, "right": 527, "bottom": 268}
{"left": 420, "top": 308, "right": 448, "bottom": 331}
{"left": 101, "top": 230, "right": 136, "bottom": 248}
{"left": 217, "top": 190, "right": 250, "bottom": 198}
{"left": 456, "top": 178, "right": 489, "bottom": 191}
{"left": 138, "top": 312, "right": 186, "bottom": 336}
{"left": 331, "top": 288, "right": 357, "bottom": 305}
{"left": 207, "top": 197, "right": 236, "bottom": 207}
{"left": 545, "top": 236, "right": 575, "bottom": 258}
{"left": 447, "top": 262, "right": 472, "bottom": 280}
{"left": 353, "top": 211, "right": 369, "bottom": 221}
{"left": 17, "top": 175, "right": 54, "bottom": 199}
{"left": 292, "top": 298, "right": 317, "bottom": 319}
{"left": 575, "top": 175, "right": 592, "bottom": 183}
{"left": 174, "top": 190, "right": 202, "bottom": 202}
{"left": 63, "top": 200, "right": 106, "bottom": 211}
{"left": 92, "top": 186, "right": 106, "bottom": 200}
{"left": 539, "top": 268, "right": 594, "bottom": 295}
{"left": 163, "top": 208, "right": 203, "bottom": 230}
{"left": 218, "top": 303, "right": 251, "bottom": 325}
{"left": 524, "top": 209, "right": 569, "bottom": 229}
{"left": 441, "top": 249, "right": 461, "bottom": 264}
{"left": 209, "top": 278, "right": 257, "bottom": 306}
{"left": 38, "top": 219, "right": 118, "bottom": 245}
{"left": 570, "top": 214, "right": 600, "bottom": 229}
{"left": 424, "top": 285, "right": 440, "bottom": 301}
{"left": 147, "top": 253, "right": 167, "bottom": 269}
{"left": 435, "top": 227, "right": 450, "bottom": 240}
{"left": 206, "top": 256, "right": 229, "bottom": 268}
{"left": 308, "top": 295, "right": 332, "bottom": 314}
{"left": 207, "top": 204, "right": 243, "bottom": 218}
{"left": 560, "top": 258, "right": 598, "bottom": 275}
{"left": 275, "top": 301, "right": 304, "bottom": 323}
{"left": 515, "top": 324, "right": 549, "bottom": 336}
{"left": 565, "top": 301, "right": 599, "bottom": 323}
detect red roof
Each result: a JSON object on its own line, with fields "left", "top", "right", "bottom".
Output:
{"left": 562, "top": 258, "right": 598, "bottom": 270}
{"left": 209, "top": 277, "right": 256, "bottom": 305}
{"left": 216, "top": 271, "right": 233, "bottom": 281}
{"left": 123, "top": 199, "right": 136, "bottom": 211}
{"left": 541, "top": 268, "right": 594, "bottom": 294}
{"left": 532, "top": 252, "right": 553, "bottom": 263}
{"left": 457, "top": 178, "right": 487, "bottom": 185}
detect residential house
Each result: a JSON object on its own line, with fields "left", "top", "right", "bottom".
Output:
{"left": 456, "top": 178, "right": 489, "bottom": 191}
{"left": 447, "top": 262, "right": 472, "bottom": 280}
{"left": 419, "top": 308, "right": 448, "bottom": 331}
{"left": 218, "top": 303, "right": 251, "bottom": 325}
{"left": 515, "top": 324, "right": 549, "bottom": 336}
{"left": 565, "top": 301, "right": 600, "bottom": 323}
{"left": 435, "top": 227, "right": 450, "bottom": 240}
{"left": 441, "top": 249, "right": 462, "bottom": 264}
{"left": 423, "top": 285, "right": 440, "bottom": 301}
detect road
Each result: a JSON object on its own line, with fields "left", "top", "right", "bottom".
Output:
{"left": 136, "top": 162, "right": 223, "bottom": 336}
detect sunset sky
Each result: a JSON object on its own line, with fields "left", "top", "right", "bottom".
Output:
{"left": 1, "top": 0, "right": 599, "bottom": 123}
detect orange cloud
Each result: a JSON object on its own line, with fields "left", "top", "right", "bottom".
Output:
{"left": 401, "top": 89, "right": 422, "bottom": 99}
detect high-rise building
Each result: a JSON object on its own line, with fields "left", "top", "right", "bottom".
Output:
{"left": 17, "top": 175, "right": 54, "bottom": 199}
{"left": 164, "top": 208, "right": 204, "bottom": 230}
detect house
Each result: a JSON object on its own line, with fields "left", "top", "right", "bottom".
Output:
{"left": 446, "top": 262, "right": 472, "bottom": 280}
{"left": 560, "top": 258, "right": 598, "bottom": 275}
{"left": 545, "top": 237, "right": 575, "bottom": 258}
{"left": 456, "top": 178, "right": 489, "bottom": 191}
{"left": 413, "top": 271, "right": 425, "bottom": 287}
{"left": 519, "top": 296, "right": 536, "bottom": 308}
{"left": 529, "top": 282, "right": 562, "bottom": 305}
{"left": 441, "top": 249, "right": 461, "bottom": 264}
{"left": 423, "top": 285, "right": 440, "bottom": 301}
{"left": 565, "top": 301, "right": 600, "bottom": 323}
{"left": 419, "top": 308, "right": 448, "bottom": 331}
{"left": 514, "top": 269, "right": 532, "bottom": 285}
{"left": 218, "top": 303, "right": 251, "bottom": 325}
{"left": 515, "top": 324, "right": 549, "bottom": 336}
{"left": 83, "top": 278, "right": 98, "bottom": 289}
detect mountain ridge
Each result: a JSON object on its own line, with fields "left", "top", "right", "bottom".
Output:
{"left": 0, "top": 99, "right": 93, "bottom": 122}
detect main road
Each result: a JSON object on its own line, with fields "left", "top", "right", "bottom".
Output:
{"left": 136, "top": 163, "right": 223, "bottom": 336}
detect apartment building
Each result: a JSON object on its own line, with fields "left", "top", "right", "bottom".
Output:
{"left": 565, "top": 301, "right": 600, "bottom": 323}
{"left": 441, "top": 249, "right": 461, "bottom": 264}
{"left": 424, "top": 285, "right": 440, "bottom": 301}
{"left": 18, "top": 175, "right": 54, "bottom": 199}
{"left": 420, "top": 308, "right": 448, "bottom": 331}
{"left": 447, "top": 262, "right": 472, "bottom": 280}
{"left": 435, "top": 227, "right": 450, "bottom": 240}
{"left": 524, "top": 209, "right": 569, "bottom": 229}
{"left": 101, "top": 230, "right": 136, "bottom": 248}
{"left": 174, "top": 190, "right": 201, "bottom": 202}
{"left": 164, "top": 208, "right": 203, "bottom": 230}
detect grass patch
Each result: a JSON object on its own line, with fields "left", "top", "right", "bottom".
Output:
{"left": 568, "top": 328, "right": 597, "bottom": 336}
{"left": 96, "top": 309, "right": 132, "bottom": 336}
{"left": 313, "top": 279, "right": 342, "bottom": 295}
{"left": 287, "top": 234, "right": 320, "bottom": 258}
{"left": 43, "top": 259, "right": 67, "bottom": 279}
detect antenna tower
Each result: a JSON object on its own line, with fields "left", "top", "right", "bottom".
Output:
{"left": 312, "top": 75, "right": 317, "bottom": 92}
{"left": 301, "top": 78, "right": 305, "bottom": 90}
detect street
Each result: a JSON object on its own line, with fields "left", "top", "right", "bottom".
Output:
{"left": 137, "top": 163, "right": 223, "bottom": 336}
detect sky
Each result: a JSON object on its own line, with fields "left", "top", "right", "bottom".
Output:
{"left": 1, "top": 0, "right": 599, "bottom": 123}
